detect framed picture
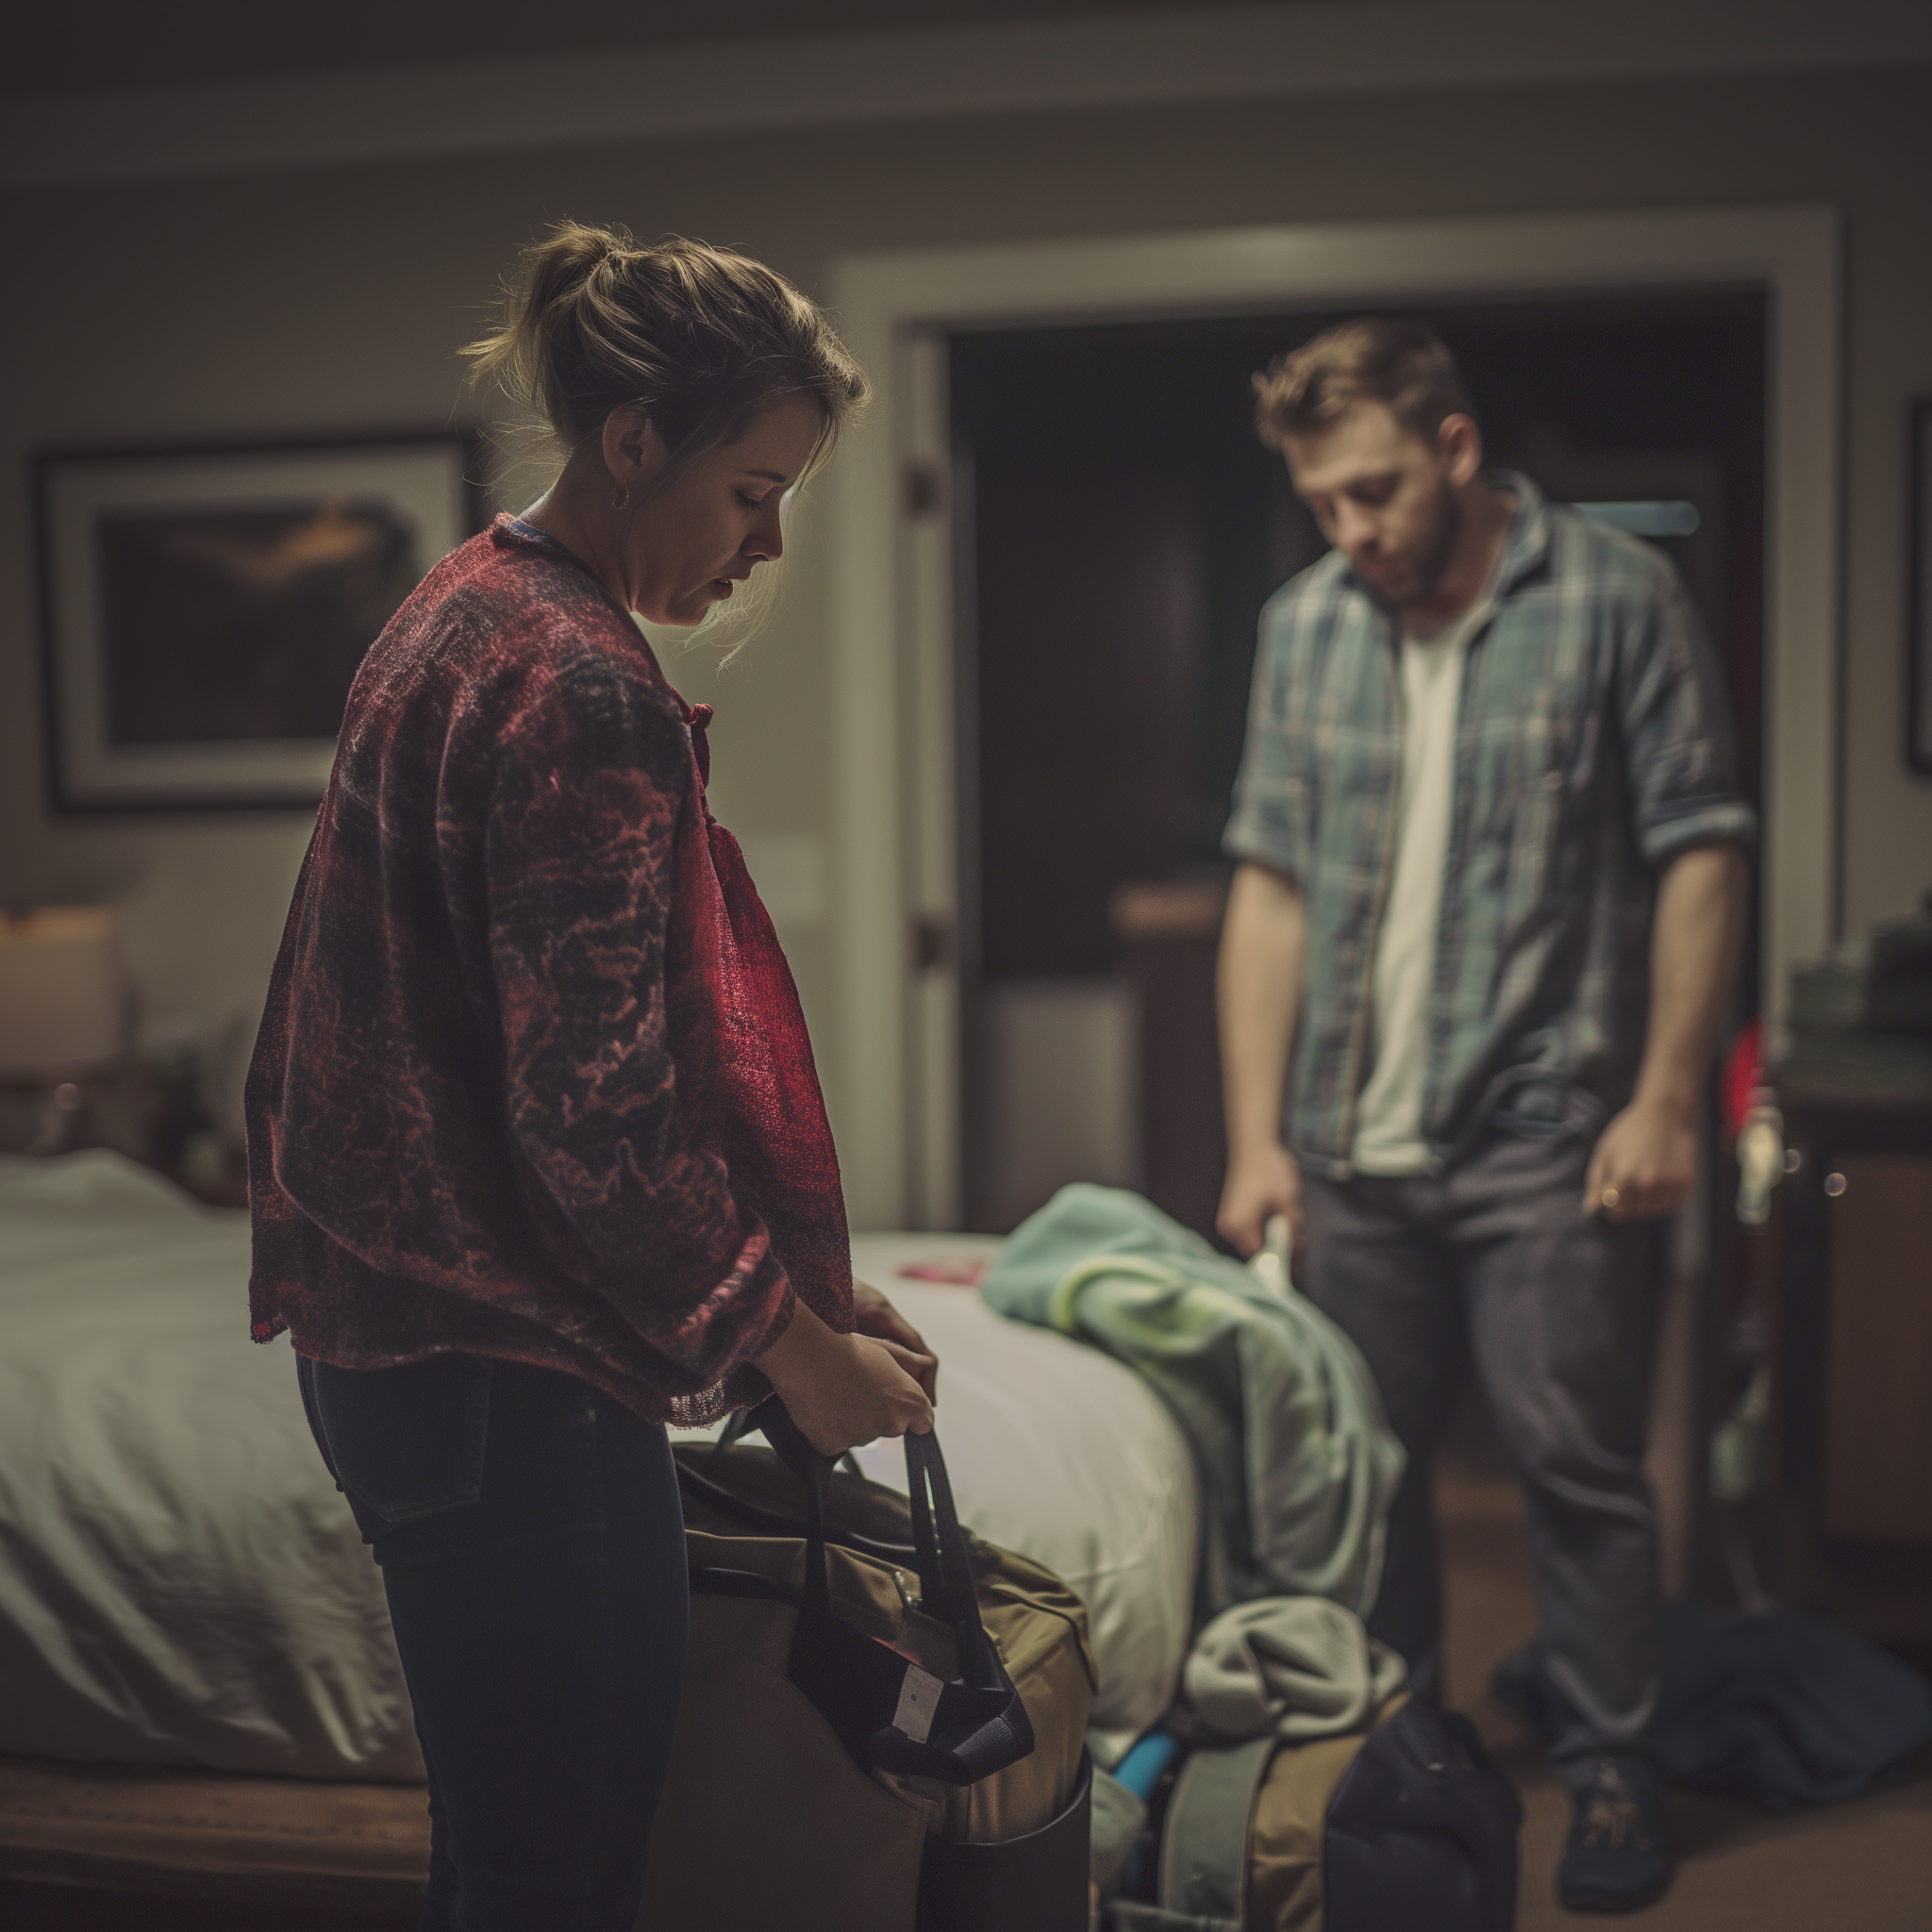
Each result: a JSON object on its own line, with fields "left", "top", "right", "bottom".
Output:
{"left": 36, "top": 430, "right": 484, "bottom": 812}
{"left": 1913, "top": 400, "right": 1932, "bottom": 774}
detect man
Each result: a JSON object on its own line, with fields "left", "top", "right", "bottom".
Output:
{"left": 1217, "top": 318, "right": 1751, "bottom": 1913}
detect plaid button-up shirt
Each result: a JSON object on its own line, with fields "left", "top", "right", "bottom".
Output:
{"left": 1224, "top": 472, "right": 1756, "bottom": 1175}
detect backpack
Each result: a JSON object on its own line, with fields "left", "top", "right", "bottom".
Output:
{"left": 1110, "top": 1699, "right": 1521, "bottom": 1931}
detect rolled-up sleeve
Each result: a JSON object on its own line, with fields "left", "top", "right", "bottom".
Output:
{"left": 485, "top": 658, "right": 795, "bottom": 1392}
{"left": 1618, "top": 565, "right": 1757, "bottom": 866}
{"left": 1224, "top": 606, "right": 1312, "bottom": 882}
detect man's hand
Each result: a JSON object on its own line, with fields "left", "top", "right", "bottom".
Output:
{"left": 1583, "top": 1100, "right": 1697, "bottom": 1221}
{"left": 1217, "top": 1142, "right": 1304, "bottom": 1257}
{"left": 852, "top": 1277, "right": 938, "bottom": 1405}
{"left": 1581, "top": 843, "right": 1744, "bottom": 1224}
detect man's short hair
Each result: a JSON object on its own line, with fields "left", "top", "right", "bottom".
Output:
{"left": 1254, "top": 317, "right": 1476, "bottom": 449}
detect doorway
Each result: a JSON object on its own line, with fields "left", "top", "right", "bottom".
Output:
{"left": 823, "top": 207, "right": 1838, "bottom": 1237}
{"left": 951, "top": 291, "right": 1767, "bottom": 1234}
{"left": 948, "top": 293, "right": 1769, "bottom": 1601}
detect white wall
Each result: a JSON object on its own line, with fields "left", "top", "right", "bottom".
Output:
{"left": 981, "top": 981, "right": 1142, "bottom": 1233}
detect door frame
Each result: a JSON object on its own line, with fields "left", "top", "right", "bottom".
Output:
{"left": 825, "top": 204, "right": 1840, "bottom": 1230}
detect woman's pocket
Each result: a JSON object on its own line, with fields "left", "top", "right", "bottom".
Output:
{"left": 302, "top": 1355, "right": 492, "bottom": 1531}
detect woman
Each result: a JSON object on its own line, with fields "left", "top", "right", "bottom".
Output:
{"left": 245, "top": 223, "right": 937, "bottom": 1931}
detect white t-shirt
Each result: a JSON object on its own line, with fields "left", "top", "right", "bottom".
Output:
{"left": 1348, "top": 599, "right": 1491, "bottom": 1175}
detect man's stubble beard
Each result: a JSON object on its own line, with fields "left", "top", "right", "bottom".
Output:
{"left": 1381, "top": 478, "right": 1463, "bottom": 614}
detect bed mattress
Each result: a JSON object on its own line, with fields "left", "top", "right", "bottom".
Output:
{"left": 0, "top": 1155, "right": 1198, "bottom": 1785}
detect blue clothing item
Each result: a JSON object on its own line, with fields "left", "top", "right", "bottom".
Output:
{"left": 1496, "top": 1601, "right": 1932, "bottom": 1813}
{"left": 1224, "top": 472, "right": 1757, "bottom": 1176}
{"left": 1111, "top": 1729, "right": 1185, "bottom": 1800}
{"left": 506, "top": 514, "right": 573, "bottom": 554}
{"left": 1654, "top": 1603, "right": 1931, "bottom": 1809}
{"left": 982, "top": 1184, "right": 1404, "bottom": 1624}
{"left": 299, "top": 1354, "right": 688, "bottom": 1932}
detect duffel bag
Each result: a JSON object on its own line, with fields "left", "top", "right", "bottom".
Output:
{"left": 1110, "top": 1698, "right": 1520, "bottom": 1932}
{"left": 637, "top": 1399, "right": 1096, "bottom": 1932}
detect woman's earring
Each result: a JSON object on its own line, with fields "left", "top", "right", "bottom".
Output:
{"left": 613, "top": 485, "right": 629, "bottom": 512}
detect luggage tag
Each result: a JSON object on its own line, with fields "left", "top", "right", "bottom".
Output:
{"left": 892, "top": 1662, "right": 945, "bottom": 1744}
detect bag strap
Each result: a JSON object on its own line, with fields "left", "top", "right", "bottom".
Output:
{"left": 687, "top": 1564, "right": 804, "bottom": 1606}
{"left": 1110, "top": 1907, "right": 1240, "bottom": 1932}
{"left": 1152, "top": 1736, "right": 1276, "bottom": 1927}
{"left": 675, "top": 1454, "right": 923, "bottom": 1568}
{"left": 746, "top": 1395, "right": 836, "bottom": 1618}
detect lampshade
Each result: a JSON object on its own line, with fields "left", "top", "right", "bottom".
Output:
{"left": 0, "top": 908, "right": 126, "bottom": 1077}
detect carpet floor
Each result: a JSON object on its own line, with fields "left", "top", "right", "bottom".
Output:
{"left": 1438, "top": 1460, "right": 1932, "bottom": 1930}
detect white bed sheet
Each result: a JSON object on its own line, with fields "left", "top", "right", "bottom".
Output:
{"left": 0, "top": 1152, "right": 422, "bottom": 1779}
{"left": 0, "top": 1157, "right": 1197, "bottom": 1778}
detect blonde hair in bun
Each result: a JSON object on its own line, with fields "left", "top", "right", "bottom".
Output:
{"left": 466, "top": 223, "right": 869, "bottom": 644}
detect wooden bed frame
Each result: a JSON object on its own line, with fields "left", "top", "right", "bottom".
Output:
{"left": 0, "top": 1755, "right": 425, "bottom": 1917}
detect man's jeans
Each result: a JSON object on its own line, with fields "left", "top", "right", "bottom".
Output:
{"left": 298, "top": 1354, "right": 689, "bottom": 1932}
{"left": 1298, "top": 1129, "right": 1664, "bottom": 1765}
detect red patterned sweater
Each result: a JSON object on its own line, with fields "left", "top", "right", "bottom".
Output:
{"left": 245, "top": 517, "right": 853, "bottom": 1426}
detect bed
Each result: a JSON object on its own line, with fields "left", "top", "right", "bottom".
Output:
{"left": 0, "top": 1152, "right": 1197, "bottom": 1909}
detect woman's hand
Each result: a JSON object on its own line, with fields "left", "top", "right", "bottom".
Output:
{"left": 852, "top": 1277, "right": 939, "bottom": 1404}
{"left": 755, "top": 1300, "right": 935, "bottom": 1457}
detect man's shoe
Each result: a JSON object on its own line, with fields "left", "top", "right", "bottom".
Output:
{"left": 1557, "top": 1754, "right": 1672, "bottom": 1913}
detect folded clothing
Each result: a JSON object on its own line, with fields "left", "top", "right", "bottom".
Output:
{"left": 1173, "top": 1595, "right": 1407, "bottom": 1742}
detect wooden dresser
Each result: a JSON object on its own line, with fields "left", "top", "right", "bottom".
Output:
{"left": 1769, "top": 1070, "right": 1932, "bottom": 1644}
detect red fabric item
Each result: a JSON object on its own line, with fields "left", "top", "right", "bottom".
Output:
{"left": 1722, "top": 1018, "right": 1765, "bottom": 1146}
{"left": 895, "top": 1258, "right": 991, "bottom": 1288}
{"left": 245, "top": 518, "right": 852, "bottom": 1426}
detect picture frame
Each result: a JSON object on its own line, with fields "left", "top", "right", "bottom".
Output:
{"left": 36, "top": 429, "right": 484, "bottom": 812}
{"left": 1912, "top": 398, "right": 1932, "bottom": 774}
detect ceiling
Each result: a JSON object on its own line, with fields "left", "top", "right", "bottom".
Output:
{"left": 11, "top": 2, "right": 1918, "bottom": 183}
{"left": 9, "top": 0, "right": 1340, "bottom": 101}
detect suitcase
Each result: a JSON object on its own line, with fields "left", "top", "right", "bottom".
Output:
{"left": 637, "top": 1402, "right": 1095, "bottom": 1931}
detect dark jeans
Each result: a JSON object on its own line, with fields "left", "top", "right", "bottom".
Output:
{"left": 298, "top": 1353, "right": 688, "bottom": 1931}
{"left": 1298, "top": 1130, "right": 1664, "bottom": 1767}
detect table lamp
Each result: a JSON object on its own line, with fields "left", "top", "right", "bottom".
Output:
{"left": 0, "top": 908, "right": 128, "bottom": 1154}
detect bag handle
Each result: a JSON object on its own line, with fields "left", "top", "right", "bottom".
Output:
{"left": 709, "top": 1397, "right": 1034, "bottom": 1787}
{"left": 743, "top": 1396, "right": 1006, "bottom": 1695}
{"left": 905, "top": 1428, "right": 1003, "bottom": 1686}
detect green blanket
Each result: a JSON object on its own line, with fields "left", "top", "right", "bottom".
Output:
{"left": 982, "top": 1185, "right": 1404, "bottom": 1624}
